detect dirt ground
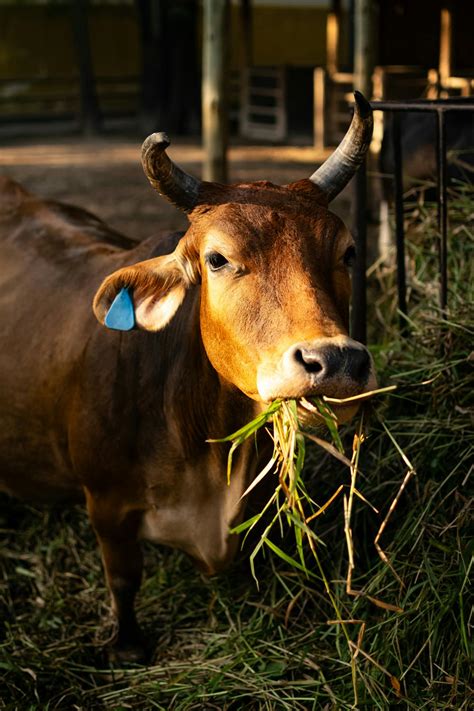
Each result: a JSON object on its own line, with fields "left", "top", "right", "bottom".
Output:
{"left": 0, "top": 135, "right": 354, "bottom": 241}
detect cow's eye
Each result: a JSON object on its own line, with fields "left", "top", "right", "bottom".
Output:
{"left": 206, "top": 252, "right": 229, "bottom": 271}
{"left": 343, "top": 245, "right": 357, "bottom": 267}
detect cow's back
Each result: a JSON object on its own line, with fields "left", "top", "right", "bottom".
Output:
{"left": 0, "top": 177, "right": 177, "bottom": 500}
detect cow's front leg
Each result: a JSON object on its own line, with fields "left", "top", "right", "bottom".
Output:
{"left": 85, "top": 490, "right": 147, "bottom": 664}
{"left": 98, "top": 533, "right": 146, "bottom": 663}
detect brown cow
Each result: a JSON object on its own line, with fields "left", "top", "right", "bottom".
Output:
{"left": 0, "top": 92, "right": 374, "bottom": 662}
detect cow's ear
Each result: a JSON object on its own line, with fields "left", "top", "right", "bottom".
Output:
{"left": 93, "top": 254, "right": 189, "bottom": 332}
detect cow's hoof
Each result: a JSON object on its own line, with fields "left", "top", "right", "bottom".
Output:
{"left": 105, "top": 629, "right": 149, "bottom": 666}
{"left": 106, "top": 640, "right": 149, "bottom": 666}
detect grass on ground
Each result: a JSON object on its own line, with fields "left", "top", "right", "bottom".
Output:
{"left": 1, "top": 186, "right": 473, "bottom": 709}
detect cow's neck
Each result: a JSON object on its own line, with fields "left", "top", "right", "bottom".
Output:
{"left": 156, "top": 286, "right": 259, "bottom": 457}
{"left": 134, "top": 287, "right": 263, "bottom": 572}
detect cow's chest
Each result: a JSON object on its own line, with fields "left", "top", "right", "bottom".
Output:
{"left": 138, "top": 446, "right": 256, "bottom": 574}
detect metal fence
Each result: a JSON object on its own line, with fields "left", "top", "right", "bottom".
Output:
{"left": 351, "top": 98, "right": 474, "bottom": 343}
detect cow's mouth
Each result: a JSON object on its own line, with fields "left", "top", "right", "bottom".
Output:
{"left": 256, "top": 335, "right": 376, "bottom": 413}
{"left": 296, "top": 397, "right": 361, "bottom": 427}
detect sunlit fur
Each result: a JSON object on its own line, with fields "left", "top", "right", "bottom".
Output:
{"left": 95, "top": 178, "right": 376, "bottom": 411}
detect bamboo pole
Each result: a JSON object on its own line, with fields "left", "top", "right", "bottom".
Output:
{"left": 202, "top": 0, "right": 229, "bottom": 183}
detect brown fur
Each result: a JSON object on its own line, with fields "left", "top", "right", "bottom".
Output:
{"left": 0, "top": 175, "right": 372, "bottom": 661}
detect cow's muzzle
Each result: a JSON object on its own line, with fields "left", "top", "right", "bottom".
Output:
{"left": 257, "top": 335, "right": 376, "bottom": 405}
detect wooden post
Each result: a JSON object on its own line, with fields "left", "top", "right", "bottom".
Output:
{"left": 313, "top": 67, "right": 326, "bottom": 150}
{"left": 71, "top": 0, "right": 101, "bottom": 135}
{"left": 439, "top": 6, "right": 452, "bottom": 89}
{"left": 326, "top": 0, "right": 341, "bottom": 78}
{"left": 353, "top": 0, "right": 374, "bottom": 98}
{"left": 239, "top": 0, "right": 253, "bottom": 70}
{"left": 371, "top": 66, "right": 384, "bottom": 154}
{"left": 136, "top": 0, "right": 165, "bottom": 134}
{"left": 202, "top": 0, "right": 229, "bottom": 183}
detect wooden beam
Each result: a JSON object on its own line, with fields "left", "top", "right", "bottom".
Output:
{"left": 202, "top": 0, "right": 229, "bottom": 183}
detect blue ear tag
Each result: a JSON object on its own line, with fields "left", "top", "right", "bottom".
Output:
{"left": 104, "top": 287, "right": 135, "bottom": 331}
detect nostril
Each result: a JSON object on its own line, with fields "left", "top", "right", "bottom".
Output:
{"left": 294, "top": 348, "right": 324, "bottom": 374}
{"left": 351, "top": 349, "right": 370, "bottom": 382}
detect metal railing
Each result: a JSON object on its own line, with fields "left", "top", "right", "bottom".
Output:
{"left": 351, "top": 98, "right": 474, "bottom": 343}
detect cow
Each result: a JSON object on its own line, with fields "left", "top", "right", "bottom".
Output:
{"left": 0, "top": 92, "right": 375, "bottom": 663}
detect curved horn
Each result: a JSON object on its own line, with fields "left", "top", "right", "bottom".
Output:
{"left": 141, "top": 132, "right": 202, "bottom": 213}
{"left": 309, "top": 91, "right": 373, "bottom": 202}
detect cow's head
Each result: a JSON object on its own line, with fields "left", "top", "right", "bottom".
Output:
{"left": 94, "top": 92, "right": 376, "bottom": 421}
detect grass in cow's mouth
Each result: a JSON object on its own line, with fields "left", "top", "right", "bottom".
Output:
{"left": 219, "top": 385, "right": 417, "bottom": 591}
{"left": 220, "top": 396, "right": 361, "bottom": 583}
{"left": 1, "top": 186, "right": 472, "bottom": 709}
{"left": 216, "top": 386, "right": 419, "bottom": 703}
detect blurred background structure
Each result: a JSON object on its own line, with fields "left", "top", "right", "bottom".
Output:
{"left": 0, "top": 1, "right": 473, "bottom": 234}
{"left": 1, "top": 0, "right": 473, "bottom": 144}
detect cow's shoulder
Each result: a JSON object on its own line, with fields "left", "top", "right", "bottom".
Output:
{"left": 0, "top": 179, "right": 136, "bottom": 259}
{"left": 43, "top": 200, "right": 137, "bottom": 250}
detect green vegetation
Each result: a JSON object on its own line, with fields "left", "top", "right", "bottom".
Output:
{"left": 1, "top": 187, "right": 472, "bottom": 709}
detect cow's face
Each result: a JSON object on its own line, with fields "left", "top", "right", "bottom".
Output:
{"left": 94, "top": 92, "right": 375, "bottom": 420}
{"left": 93, "top": 180, "right": 375, "bottom": 421}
